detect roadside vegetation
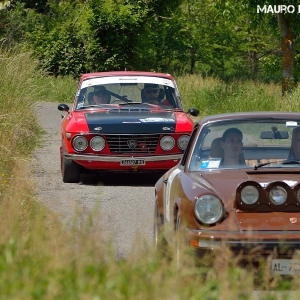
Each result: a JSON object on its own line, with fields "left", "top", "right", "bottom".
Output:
{"left": 1, "top": 48, "right": 300, "bottom": 298}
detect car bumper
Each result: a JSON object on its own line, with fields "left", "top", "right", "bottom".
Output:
{"left": 64, "top": 153, "right": 182, "bottom": 171}
{"left": 186, "top": 228, "right": 300, "bottom": 256}
{"left": 64, "top": 153, "right": 182, "bottom": 162}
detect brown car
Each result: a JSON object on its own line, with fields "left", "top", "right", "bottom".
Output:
{"left": 154, "top": 112, "right": 300, "bottom": 274}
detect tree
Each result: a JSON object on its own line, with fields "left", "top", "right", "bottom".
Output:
{"left": 246, "top": 0, "right": 300, "bottom": 94}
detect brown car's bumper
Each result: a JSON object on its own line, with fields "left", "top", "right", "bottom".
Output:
{"left": 186, "top": 228, "right": 300, "bottom": 257}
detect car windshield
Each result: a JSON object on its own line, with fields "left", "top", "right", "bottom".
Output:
{"left": 189, "top": 118, "right": 300, "bottom": 171}
{"left": 74, "top": 76, "right": 183, "bottom": 110}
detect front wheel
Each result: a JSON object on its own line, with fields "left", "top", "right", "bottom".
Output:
{"left": 61, "top": 155, "right": 80, "bottom": 183}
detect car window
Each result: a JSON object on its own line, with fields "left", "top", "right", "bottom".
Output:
{"left": 189, "top": 119, "right": 300, "bottom": 171}
{"left": 74, "top": 76, "right": 182, "bottom": 110}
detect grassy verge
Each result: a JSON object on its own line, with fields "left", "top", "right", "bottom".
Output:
{"left": 1, "top": 49, "right": 300, "bottom": 298}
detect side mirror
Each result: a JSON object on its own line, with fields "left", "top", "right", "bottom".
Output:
{"left": 187, "top": 108, "right": 199, "bottom": 117}
{"left": 58, "top": 104, "right": 70, "bottom": 112}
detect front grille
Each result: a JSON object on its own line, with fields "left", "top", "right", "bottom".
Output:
{"left": 106, "top": 134, "right": 160, "bottom": 154}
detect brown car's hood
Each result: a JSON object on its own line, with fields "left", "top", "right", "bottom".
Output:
{"left": 193, "top": 169, "right": 300, "bottom": 231}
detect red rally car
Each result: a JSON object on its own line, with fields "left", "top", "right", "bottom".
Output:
{"left": 58, "top": 71, "right": 199, "bottom": 183}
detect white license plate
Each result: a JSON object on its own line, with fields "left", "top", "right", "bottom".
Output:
{"left": 121, "top": 159, "right": 145, "bottom": 166}
{"left": 271, "top": 259, "right": 300, "bottom": 274}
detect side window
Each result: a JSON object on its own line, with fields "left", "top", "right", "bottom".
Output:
{"left": 76, "top": 88, "right": 87, "bottom": 109}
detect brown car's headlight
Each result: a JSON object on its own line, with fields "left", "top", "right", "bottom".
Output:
{"left": 90, "top": 136, "right": 105, "bottom": 151}
{"left": 160, "top": 136, "right": 175, "bottom": 151}
{"left": 73, "top": 136, "right": 88, "bottom": 151}
{"left": 241, "top": 185, "right": 259, "bottom": 205}
{"left": 195, "top": 195, "right": 223, "bottom": 225}
{"left": 269, "top": 186, "right": 287, "bottom": 205}
{"left": 177, "top": 135, "right": 190, "bottom": 150}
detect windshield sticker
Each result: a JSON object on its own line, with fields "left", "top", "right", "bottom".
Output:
{"left": 200, "top": 159, "right": 221, "bottom": 169}
{"left": 140, "top": 118, "right": 174, "bottom": 123}
{"left": 81, "top": 76, "right": 174, "bottom": 89}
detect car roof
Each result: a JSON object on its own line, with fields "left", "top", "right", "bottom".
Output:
{"left": 198, "top": 111, "right": 300, "bottom": 125}
{"left": 80, "top": 71, "right": 175, "bottom": 81}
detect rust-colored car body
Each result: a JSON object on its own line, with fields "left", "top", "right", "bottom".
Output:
{"left": 155, "top": 112, "right": 300, "bottom": 273}
{"left": 58, "top": 71, "right": 199, "bottom": 183}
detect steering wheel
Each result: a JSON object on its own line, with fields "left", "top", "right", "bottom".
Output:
{"left": 107, "top": 91, "right": 132, "bottom": 103}
{"left": 144, "top": 97, "right": 160, "bottom": 104}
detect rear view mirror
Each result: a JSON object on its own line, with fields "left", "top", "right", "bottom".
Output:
{"left": 260, "top": 130, "right": 289, "bottom": 139}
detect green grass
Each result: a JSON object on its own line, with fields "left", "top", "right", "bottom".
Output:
{"left": 2, "top": 48, "right": 300, "bottom": 298}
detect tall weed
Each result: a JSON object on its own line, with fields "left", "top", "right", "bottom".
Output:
{"left": 1, "top": 52, "right": 300, "bottom": 298}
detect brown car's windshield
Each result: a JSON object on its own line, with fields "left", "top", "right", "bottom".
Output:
{"left": 189, "top": 119, "right": 300, "bottom": 171}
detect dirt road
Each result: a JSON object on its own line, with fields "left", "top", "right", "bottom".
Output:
{"left": 31, "top": 102, "right": 157, "bottom": 258}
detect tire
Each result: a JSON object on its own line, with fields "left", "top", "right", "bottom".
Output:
{"left": 62, "top": 155, "right": 80, "bottom": 183}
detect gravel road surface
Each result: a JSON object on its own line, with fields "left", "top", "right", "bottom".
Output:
{"left": 31, "top": 102, "right": 157, "bottom": 258}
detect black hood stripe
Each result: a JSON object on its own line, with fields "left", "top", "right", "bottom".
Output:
{"left": 85, "top": 111, "right": 176, "bottom": 134}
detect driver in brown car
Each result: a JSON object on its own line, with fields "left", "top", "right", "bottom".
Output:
{"left": 220, "top": 127, "right": 244, "bottom": 167}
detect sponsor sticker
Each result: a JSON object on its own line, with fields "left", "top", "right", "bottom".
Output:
{"left": 140, "top": 118, "right": 174, "bottom": 123}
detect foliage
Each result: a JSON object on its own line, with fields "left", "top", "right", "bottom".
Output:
{"left": 2, "top": 47, "right": 300, "bottom": 299}
{"left": 0, "top": 0, "right": 287, "bottom": 82}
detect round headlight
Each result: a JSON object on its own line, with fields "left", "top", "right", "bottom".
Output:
{"left": 90, "top": 136, "right": 105, "bottom": 151}
{"left": 241, "top": 186, "right": 259, "bottom": 205}
{"left": 160, "top": 136, "right": 175, "bottom": 151}
{"left": 269, "top": 186, "right": 287, "bottom": 205}
{"left": 73, "top": 136, "right": 88, "bottom": 151}
{"left": 195, "top": 195, "right": 223, "bottom": 225}
{"left": 177, "top": 135, "right": 190, "bottom": 150}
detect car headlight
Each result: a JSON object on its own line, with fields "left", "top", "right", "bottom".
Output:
{"left": 177, "top": 135, "right": 190, "bottom": 150}
{"left": 269, "top": 186, "right": 287, "bottom": 205}
{"left": 241, "top": 185, "right": 259, "bottom": 205}
{"left": 73, "top": 136, "right": 88, "bottom": 151}
{"left": 160, "top": 136, "right": 175, "bottom": 151}
{"left": 195, "top": 195, "right": 223, "bottom": 225}
{"left": 90, "top": 136, "right": 105, "bottom": 151}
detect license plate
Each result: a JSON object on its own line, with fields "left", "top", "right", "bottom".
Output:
{"left": 271, "top": 259, "right": 300, "bottom": 275}
{"left": 121, "top": 159, "right": 145, "bottom": 166}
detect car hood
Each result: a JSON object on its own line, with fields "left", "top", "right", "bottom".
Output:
{"left": 191, "top": 169, "right": 300, "bottom": 231}
{"left": 84, "top": 110, "right": 179, "bottom": 134}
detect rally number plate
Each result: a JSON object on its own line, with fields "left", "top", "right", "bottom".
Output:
{"left": 272, "top": 259, "right": 300, "bottom": 275}
{"left": 121, "top": 159, "right": 145, "bottom": 166}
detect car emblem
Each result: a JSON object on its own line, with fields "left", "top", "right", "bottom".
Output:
{"left": 163, "top": 127, "right": 173, "bottom": 131}
{"left": 290, "top": 217, "right": 297, "bottom": 224}
{"left": 127, "top": 140, "right": 137, "bottom": 149}
{"left": 94, "top": 127, "right": 102, "bottom": 131}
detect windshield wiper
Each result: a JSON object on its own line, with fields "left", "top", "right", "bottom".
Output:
{"left": 254, "top": 159, "right": 300, "bottom": 170}
{"left": 77, "top": 104, "right": 113, "bottom": 109}
{"left": 253, "top": 162, "right": 272, "bottom": 170}
{"left": 119, "top": 102, "right": 142, "bottom": 105}
{"left": 281, "top": 160, "right": 300, "bottom": 165}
